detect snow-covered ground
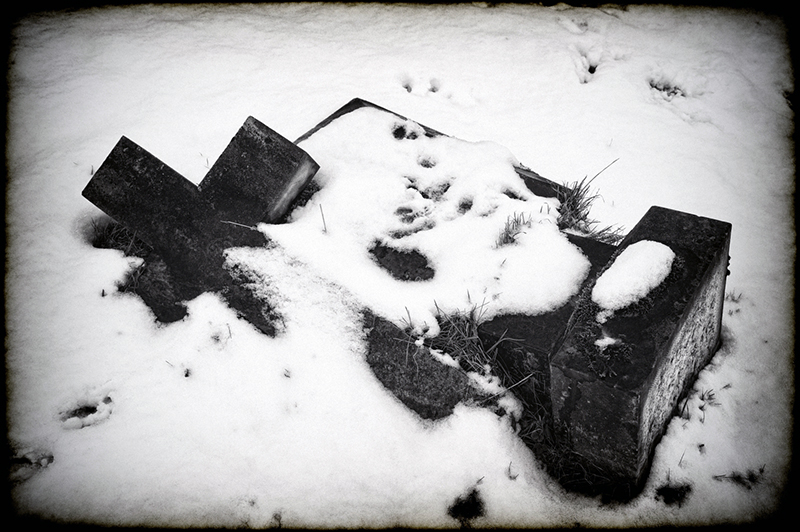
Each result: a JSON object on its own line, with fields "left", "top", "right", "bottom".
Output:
{"left": 6, "top": 3, "right": 794, "bottom": 528}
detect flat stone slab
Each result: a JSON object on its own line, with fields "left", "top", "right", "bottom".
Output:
{"left": 549, "top": 205, "right": 731, "bottom": 497}
{"left": 363, "top": 311, "right": 488, "bottom": 420}
{"left": 294, "top": 98, "right": 446, "bottom": 144}
{"left": 294, "top": 98, "right": 569, "bottom": 200}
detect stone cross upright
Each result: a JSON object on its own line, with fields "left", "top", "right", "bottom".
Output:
{"left": 82, "top": 117, "right": 319, "bottom": 332}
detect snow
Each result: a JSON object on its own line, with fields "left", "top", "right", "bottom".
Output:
{"left": 259, "top": 105, "right": 591, "bottom": 331}
{"left": 6, "top": 3, "right": 794, "bottom": 528}
{"left": 592, "top": 239, "right": 675, "bottom": 322}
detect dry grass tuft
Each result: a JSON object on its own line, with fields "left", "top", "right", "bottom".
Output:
{"left": 496, "top": 212, "right": 533, "bottom": 247}
{"left": 557, "top": 159, "right": 625, "bottom": 245}
{"left": 427, "top": 300, "right": 498, "bottom": 375}
{"left": 90, "top": 217, "right": 152, "bottom": 257}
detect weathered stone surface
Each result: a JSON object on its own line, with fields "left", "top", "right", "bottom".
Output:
{"left": 364, "top": 311, "right": 487, "bottom": 420}
{"left": 200, "top": 116, "right": 319, "bottom": 225}
{"left": 549, "top": 206, "right": 731, "bottom": 497}
{"left": 83, "top": 137, "right": 266, "bottom": 287}
{"left": 82, "top": 117, "right": 318, "bottom": 335}
{"left": 119, "top": 253, "right": 194, "bottom": 323}
{"left": 369, "top": 241, "right": 435, "bottom": 282}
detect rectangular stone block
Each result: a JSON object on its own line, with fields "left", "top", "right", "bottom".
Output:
{"left": 82, "top": 137, "right": 220, "bottom": 277}
{"left": 199, "top": 116, "right": 319, "bottom": 225}
{"left": 549, "top": 206, "right": 731, "bottom": 496}
{"left": 82, "top": 136, "right": 263, "bottom": 289}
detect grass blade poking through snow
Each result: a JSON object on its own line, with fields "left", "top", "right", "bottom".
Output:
{"left": 557, "top": 159, "right": 625, "bottom": 245}
{"left": 496, "top": 212, "right": 533, "bottom": 247}
{"left": 90, "top": 217, "right": 152, "bottom": 258}
{"left": 429, "top": 300, "right": 493, "bottom": 375}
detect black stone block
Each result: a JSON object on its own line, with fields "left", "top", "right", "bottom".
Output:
{"left": 549, "top": 206, "right": 732, "bottom": 497}
{"left": 200, "top": 116, "right": 319, "bottom": 226}
{"left": 82, "top": 136, "right": 230, "bottom": 287}
{"left": 364, "top": 311, "right": 487, "bottom": 420}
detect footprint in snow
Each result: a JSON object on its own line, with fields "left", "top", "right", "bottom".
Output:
{"left": 400, "top": 73, "right": 440, "bottom": 95}
{"left": 398, "top": 72, "right": 478, "bottom": 106}
{"left": 10, "top": 448, "right": 54, "bottom": 484}
{"left": 572, "top": 43, "right": 631, "bottom": 84}
{"left": 558, "top": 16, "right": 589, "bottom": 34}
{"left": 573, "top": 44, "right": 602, "bottom": 84}
{"left": 60, "top": 394, "right": 114, "bottom": 429}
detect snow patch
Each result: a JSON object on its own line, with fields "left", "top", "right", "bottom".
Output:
{"left": 265, "top": 106, "right": 591, "bottom": 326}
{"left": 592, "top": 240, "right": 675, "bottom": 321}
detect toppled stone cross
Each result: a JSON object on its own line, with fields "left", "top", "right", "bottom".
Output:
{"left": 82, "top": 117, "right": 319, "bottom": 333}
{"left": 83, "top": 99, "right": 732, "bottom": 502}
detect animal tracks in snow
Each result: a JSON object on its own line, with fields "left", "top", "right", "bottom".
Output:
{"left": 398, "top": 72, "right": 479, "bottom": 106}
{"left": 646, "top": 67, "right": 713, "bottom": 125}
{"left": 400, "top": 73, "right": 441, "bottom": 95}
{"left": 649, "top": 75, "right": 687, "bottom": 101}
{"left": 10, "top": 448, "right": 55, "bottom": 485}
{"left": 575, "top": 45, "right": 602, "bottom": 84}
{"left": 556, "top": 6, "right": 624, "bottom": 35}
{"left": 571, "top": 43, "right": 630, "bottom": 84}
{"left": 647, "top": 68, "right": 707, "bottom": 102}
{"left": 559, "top": 16, "right": 590, "bottom": 35}
{"left": 567, "top": 40, "right": 711, "bottom": 125}
{"left": 59, "top": 391, "right": 114, "bottom": 429}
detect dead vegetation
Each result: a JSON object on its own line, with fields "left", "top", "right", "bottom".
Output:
{"left": 713, "top": 465, "right": 766, "bottom": 490}
{"left": 557, "top": 160, "right": 625, "bottom": 245}
{"left": 496, "top": 212, "right": 533, "bottom": 247}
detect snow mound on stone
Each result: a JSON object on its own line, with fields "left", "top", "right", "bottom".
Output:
{"left": 591, "top": 240, "right": 675, "bottom": 312}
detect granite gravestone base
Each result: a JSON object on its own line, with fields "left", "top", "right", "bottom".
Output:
{"left": 549, "top": 206, "right": 731, "bottom": 499}
{"left": 83, "top": 117, "right": 319, "bottom": 334}
{"left": 479, "top": 207, "right": 731, "bottom": 500}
